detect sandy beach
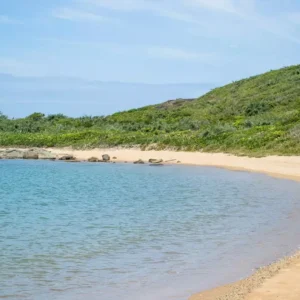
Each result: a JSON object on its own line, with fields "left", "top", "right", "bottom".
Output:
{"left": 47, "top": 147, "right": 300, "bottom": 300}
{"left": 50, "top": 147, "right": 300, "bottom": 181}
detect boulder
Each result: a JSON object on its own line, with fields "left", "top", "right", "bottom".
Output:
{"left": 2, "top": 149, "right": 24, "bottom": 159}
{"left": 36, "top": 149, "right": 56, "bottom": 160}
{"left": 112, "top": 156, "right": 117, "bottom": 159}
{"left": 23, "top": 150, "right": 39, "bottom": 159}
{"left": 148, "top": 158, "right": 163, "bottom": 163}
{"left": 134, "top": 159, "right": 145, "bottom": 164}
{"left": 102, "top": 154, "right": 110, "bottom": 162}
{"left": 0, "top": 148, "right": 56, "bottom": 160}
{"left": 88, "top": 157, "right": 99, "bottom": 162}
{"left": 59, "top": 155, "right": 75, "bottom": 161}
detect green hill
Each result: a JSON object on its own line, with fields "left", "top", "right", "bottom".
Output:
{"left": 1, "top": 65, "right": 300, "bottom": 156}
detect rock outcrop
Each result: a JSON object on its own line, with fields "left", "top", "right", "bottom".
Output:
{"left": 134, "top": 159, "right": 145, "bottom": 164}
{"left": 58, "top": 155, "right": 75, "bottom": 161}
{"left": 102, "top": 154, "right": 110, "bottom": 162}
{"left": 0, "top": 149, "right": 25, "bottom": 159}
{"left": 23, "top": 150, "right": 39, "bottom": 159}
{"left": 149, "top": 158, "right": 163, "bottom": 163}
{"left": 88, "top": 157, "right": 99, "bottom": 162}
{"left": 36, "top": 149, "right": 56, "bottom": 160}
{"left": 0, "top": 148, "right": 57, "bottom": 160}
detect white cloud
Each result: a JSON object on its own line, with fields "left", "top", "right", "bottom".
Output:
{"left": 55, "top": 0, "right": 300, "bottom": 46}
{"left": 287, "top": 12, "right": 300, "bottom": 25}
{"left": 53, "top": 8, "right": 111, "bottom": 23}
{"left": 157, "top": 9, "right": 200, "bottom": 24}
{"left": 186, "top": 0, "right": 259, "bottom": 15}
{"left": 147, "top": 46, "right": 215, "bottom": 62}
{"left": 0, "top": 15, "right": 22, "bottom": 24}
{"left": 81, "top": 0, "right": 153, "bottom": 11}
{"left": 86, "top": 0, "right": 247, "bottom": 16}
{"left": 0, "top": 58, "right": 41, "bottom": 76}
{"left": 185, "top": 0, "right": 239, "bottom": 14}
{"left": 83, "top": 0, "right": 202, "bottom": 24}
{"left": 185, "top": 0, "right": 300, "bottom": 44}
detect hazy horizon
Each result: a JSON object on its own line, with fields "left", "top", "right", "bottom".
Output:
{"left": 1, "top": 0, "right": 300, "bottom": 117}
{"left": 0, "top": 73, "right": 214, "bottom": 118}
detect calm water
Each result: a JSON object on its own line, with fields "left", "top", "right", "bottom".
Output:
{"left": 1, "top": 160, "right": 300, "bottom": 300}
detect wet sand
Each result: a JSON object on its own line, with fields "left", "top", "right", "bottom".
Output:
{"left": 190, "top": 252, "right": 300, "bottom": 300}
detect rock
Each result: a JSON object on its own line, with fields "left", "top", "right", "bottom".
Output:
{"left": 112, "top": 156, "right": 117, "bottom": 159}
{"left": 23, "top": 149, "right": 57, "bottom": 160}
{"left": 23, "top": 150, "right": 39, "bottom": 159}
{"left": 177, "top": 161, "right": 181, "bottom": 163}
{"left": 102, "top": 154, "right": 110, "bottom": 162}
{"left": 88, "top": 157, "right": 99, "bottom": 162}
{"left": 149, "top": 158, "right": 163, "bottom": 163}
{"left": 59, "top": 155, "right": 75, "bottom": 161}
{"left": 0, "top": 148, "right": 56, "bottom": 160}
{"left": 134, "top": 159, "right": 145, "bottom": 164}
{"left": 36, "top": 149, "right": 56, "bottom": 160}
{"left": 2, "top": 149, "right": 24, "bottom": 159}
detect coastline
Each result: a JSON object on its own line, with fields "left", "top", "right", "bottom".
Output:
{"left": 48, "top": 147, "right": 300, "bottom": 300}
{"left": 2, "top": 147, "right": 300, "bottom": 299}
{"left": 49, "top": 147, "right": 300, "bottom": 182}
{"left": 190, "top": 251, "right": 300, "bottom": 300}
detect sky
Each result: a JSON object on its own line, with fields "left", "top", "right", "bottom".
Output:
{"left": 0, "top": 0, "right": 300, "bottom": 117}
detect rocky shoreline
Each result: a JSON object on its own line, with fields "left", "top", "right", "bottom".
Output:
{"left": 0, "top": 148, "right": 57, "bottom": 160}
{"left": 0, "top": 148, "right": 166, "bottom": 165}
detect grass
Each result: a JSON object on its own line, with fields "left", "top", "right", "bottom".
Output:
{"left": 1, "top": 64, "right": 300, "bottom": 156}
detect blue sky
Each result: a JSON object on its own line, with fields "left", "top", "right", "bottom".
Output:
{"left": 1, "top": 0, "right": 300, "bottom": 117}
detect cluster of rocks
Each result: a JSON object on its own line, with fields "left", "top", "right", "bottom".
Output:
{"left": 0, "top": 148, "right": 57, "bottom": 160}
{"left": 0, "top": 149, "right": 115, "bottom": 163}
{"left": 0, "top": 149, "right": 181, "bottom": 166}
{"left": 133, "top": 158, "right": 164, "bottom": 165}
{"left": 84, "top": 156, "right": 166, "bottom": 166}
{"left": 87, "top": 154, "right": 112, "bottom": 163}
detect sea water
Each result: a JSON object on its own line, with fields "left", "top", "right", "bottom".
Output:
{"left": 1, "top": 160, "right": 300, "bottom": 300}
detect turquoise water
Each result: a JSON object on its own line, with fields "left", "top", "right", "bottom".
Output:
{"left": 1, "top": 160, "right": 300, "bottom": 300}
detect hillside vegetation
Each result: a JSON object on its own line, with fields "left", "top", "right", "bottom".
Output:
{"left": 1, "top": 65, "right": 300, "bottom": 156}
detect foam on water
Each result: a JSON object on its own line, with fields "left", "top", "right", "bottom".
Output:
{"left": 1, "top": 160, "right": 300, "bottom": 300}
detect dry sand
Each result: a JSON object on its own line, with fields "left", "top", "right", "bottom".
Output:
{"left": 50, "top": 148, "right": 300, "bottom": 181}
{"left": 47, "top": 148, "right": 300, "bottom": 299}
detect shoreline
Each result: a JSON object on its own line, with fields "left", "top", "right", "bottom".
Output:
{"left": 2, "top": 147, "right": 300, "bottom": 299}
{"left": 190, "top": 250, "right": 300, "bottom": 300}
{"left": 48, "top": 147, "right": 300, "bottom": 182}
{"left": 48, "top": 147, "right": 300, "bottom": 300}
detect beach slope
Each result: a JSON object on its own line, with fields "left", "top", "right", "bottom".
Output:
{"left": 190, "top": 253, "right": 300, "bottom": 300}
{"left": 50, "top": 148, "right": 300, "bottom": 181}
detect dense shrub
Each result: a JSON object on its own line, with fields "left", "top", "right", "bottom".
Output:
{"left": 1, "top": 65, "right": 300, "bottom": 156}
